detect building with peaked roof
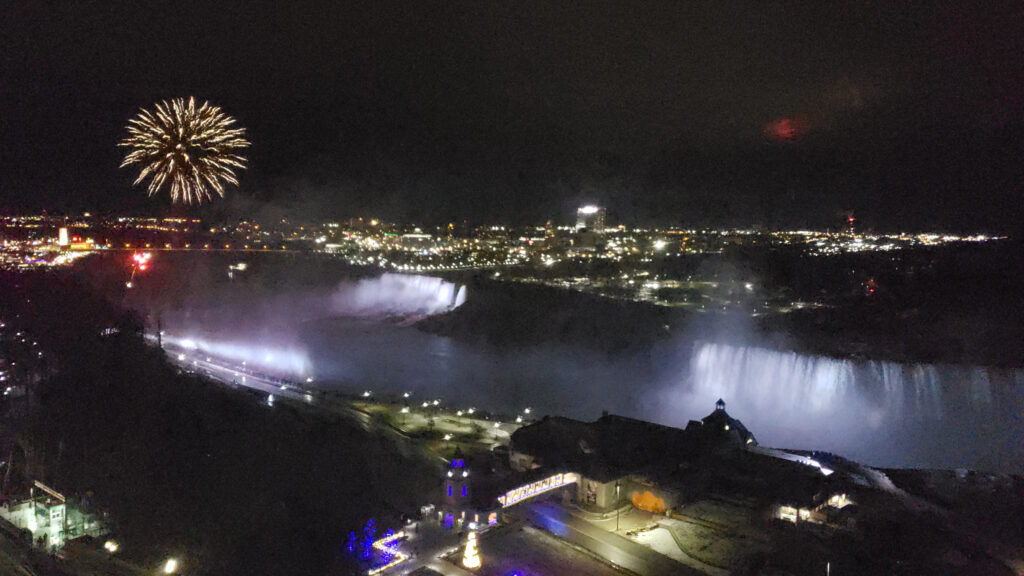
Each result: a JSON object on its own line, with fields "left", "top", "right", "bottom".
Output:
{"left": 684, "top": 398, "right": 758, "bottom": 446}
{"left": 504, "top": 400, "right": 770, "bottom": 513}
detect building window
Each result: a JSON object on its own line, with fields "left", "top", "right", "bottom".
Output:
{"left": 447, "top": 486, "right": 452, "bottom": 497}
{"left": 461, "top": 486, "right": 467, "bottom": 498}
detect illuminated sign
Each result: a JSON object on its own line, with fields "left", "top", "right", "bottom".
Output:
{"left": 497, "top": 472, "right": 579, "bottom": 507}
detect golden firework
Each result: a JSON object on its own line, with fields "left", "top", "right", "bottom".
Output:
{"left": 119, "top": 97, "right": 249, "bottom": 204}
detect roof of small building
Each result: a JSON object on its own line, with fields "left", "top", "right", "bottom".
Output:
{"left": 510, "top": 400, "right": 758, "bottom": 481}
{"left": 695, "top": 404, "right": 758, "bottom": 445}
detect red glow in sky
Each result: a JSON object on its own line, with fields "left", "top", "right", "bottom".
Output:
{"left": 765, "top": 116, "right": 808, "bottom": 142}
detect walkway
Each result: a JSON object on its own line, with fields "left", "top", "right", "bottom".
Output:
{"left": 523, "top": 501, "right": 706, "bottom": 576}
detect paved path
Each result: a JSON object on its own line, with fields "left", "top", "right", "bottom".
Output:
{"left": 523, "top": 501, "right": 706, "bottom": 576}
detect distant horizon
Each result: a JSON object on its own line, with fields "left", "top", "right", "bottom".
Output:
{"left": 0, "top": 208, "right": 1016, "bottom": 237}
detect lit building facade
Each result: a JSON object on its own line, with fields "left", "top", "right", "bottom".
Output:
{"left": 0, "top": 481, "right": 105, "bottom": 551}
{"left": 576, "top": 205, "right": 607, "bottom": 233}
{"left": 443, "top": 455, "right": 472, "bottom": 509}
{"left": 440, "top": 451, "right": 501, "bottom": 531}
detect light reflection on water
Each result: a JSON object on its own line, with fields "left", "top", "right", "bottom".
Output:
{"left": 164, "top": 273, "right": 1024, "bottom": 472}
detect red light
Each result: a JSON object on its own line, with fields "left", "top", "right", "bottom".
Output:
{"left": 765, "top": 116, "right": 809, "bottom": 142}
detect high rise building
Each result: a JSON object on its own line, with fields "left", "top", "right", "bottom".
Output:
{"left": 576, "top": 205, "right": 606, "bottom": 232}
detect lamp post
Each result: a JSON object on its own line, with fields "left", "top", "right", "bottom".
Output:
{"left": 615, "top": 481, "right": 621, "bottom": 532}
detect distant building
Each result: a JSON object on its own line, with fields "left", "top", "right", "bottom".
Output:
{"left": 57, "top": 227, "right": 69, "bottom": 247}
{"left": 505, "top": 401, "right": 765, "bottom": 514}
{"left": 398, "top": 232, "right": 433, "bottom": 249}
{"left": 439, "top": 448, "right": 500, "bottom": 531}
{"left": 496, "top": 401, "right": 865, "bottom": 542}
{"left": 684, "top": 398, "right": 758, "bottom": 446}
{"left": 443, "top": 450, "right": 472, "bottom": 510}
{"left": 0, "top": 481, "right": 105, "bottom": 552}
{"left": 508, "top": 412, "right": 693, "bottom": 512}
{"left": 575, "top": 205, "right": 606, "bottom": 233}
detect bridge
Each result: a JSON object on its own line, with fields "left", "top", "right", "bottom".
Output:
{"left": 496, "top": 472, "right": 580, "bottom": 507}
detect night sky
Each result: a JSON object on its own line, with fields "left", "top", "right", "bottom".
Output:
{"left": 2, "top": 0, "right": 1022, "bottom": 231}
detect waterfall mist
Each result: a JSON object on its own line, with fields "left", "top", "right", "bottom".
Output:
{"left": 650, "top": 341, "right": 1023, "bottom": 471}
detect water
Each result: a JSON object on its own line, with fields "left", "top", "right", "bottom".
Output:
{"left": 161, "top": 272, "right": 1024, "bottom": 472}
{"left": 660, "top": 341, "right": 1023, "bottom": 471}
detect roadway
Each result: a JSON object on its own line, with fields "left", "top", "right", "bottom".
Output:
{"left": 521, "top": 501, "right": 704, "bottom": 576}
{"left": 162, "top": 344, "right": 396, "bottom": 440}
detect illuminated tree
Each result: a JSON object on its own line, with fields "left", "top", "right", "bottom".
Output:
{"left": 361, "top": 519, "right": 376, "bottom": 559}
{"left": 346, "top": 531, "right": 357, "bottom": 555}
{"left": 462, "top": 531, "right": 481, "bottom": 569}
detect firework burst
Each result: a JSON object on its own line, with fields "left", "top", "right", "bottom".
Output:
{"left": 119, "top": 97, "right": 249, "bottom": 204}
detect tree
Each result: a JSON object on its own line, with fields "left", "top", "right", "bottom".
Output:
{"left": 462, "top": 531, "right": 481, "bottom": 569}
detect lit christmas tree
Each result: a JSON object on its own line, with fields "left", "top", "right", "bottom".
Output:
{"left": 462, "top": 531, "right": 481, "bottom": 569}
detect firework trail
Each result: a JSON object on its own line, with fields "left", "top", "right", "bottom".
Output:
{"left": 119, "top": 97, "right": 249, "bottom": 204}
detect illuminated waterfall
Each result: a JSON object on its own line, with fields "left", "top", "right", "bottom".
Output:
{"left": 454, "top": 285, "right": 468, "bottom": 308}
{"left": 332, "top": 273, "right": 468, "bottom": 317}
{"left": 661, "top": 341, "right": 1024, "bottom": 470}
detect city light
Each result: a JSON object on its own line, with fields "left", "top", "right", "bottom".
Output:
{"left": 163, "top": 558, "right": 178, "bottom": 574}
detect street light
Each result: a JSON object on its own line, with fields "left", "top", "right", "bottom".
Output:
{"left": 163, "top": 558, "right": 178, "bottom": 574}
{"left": 615, "top": 481, "right": 621, "bottom": 531}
